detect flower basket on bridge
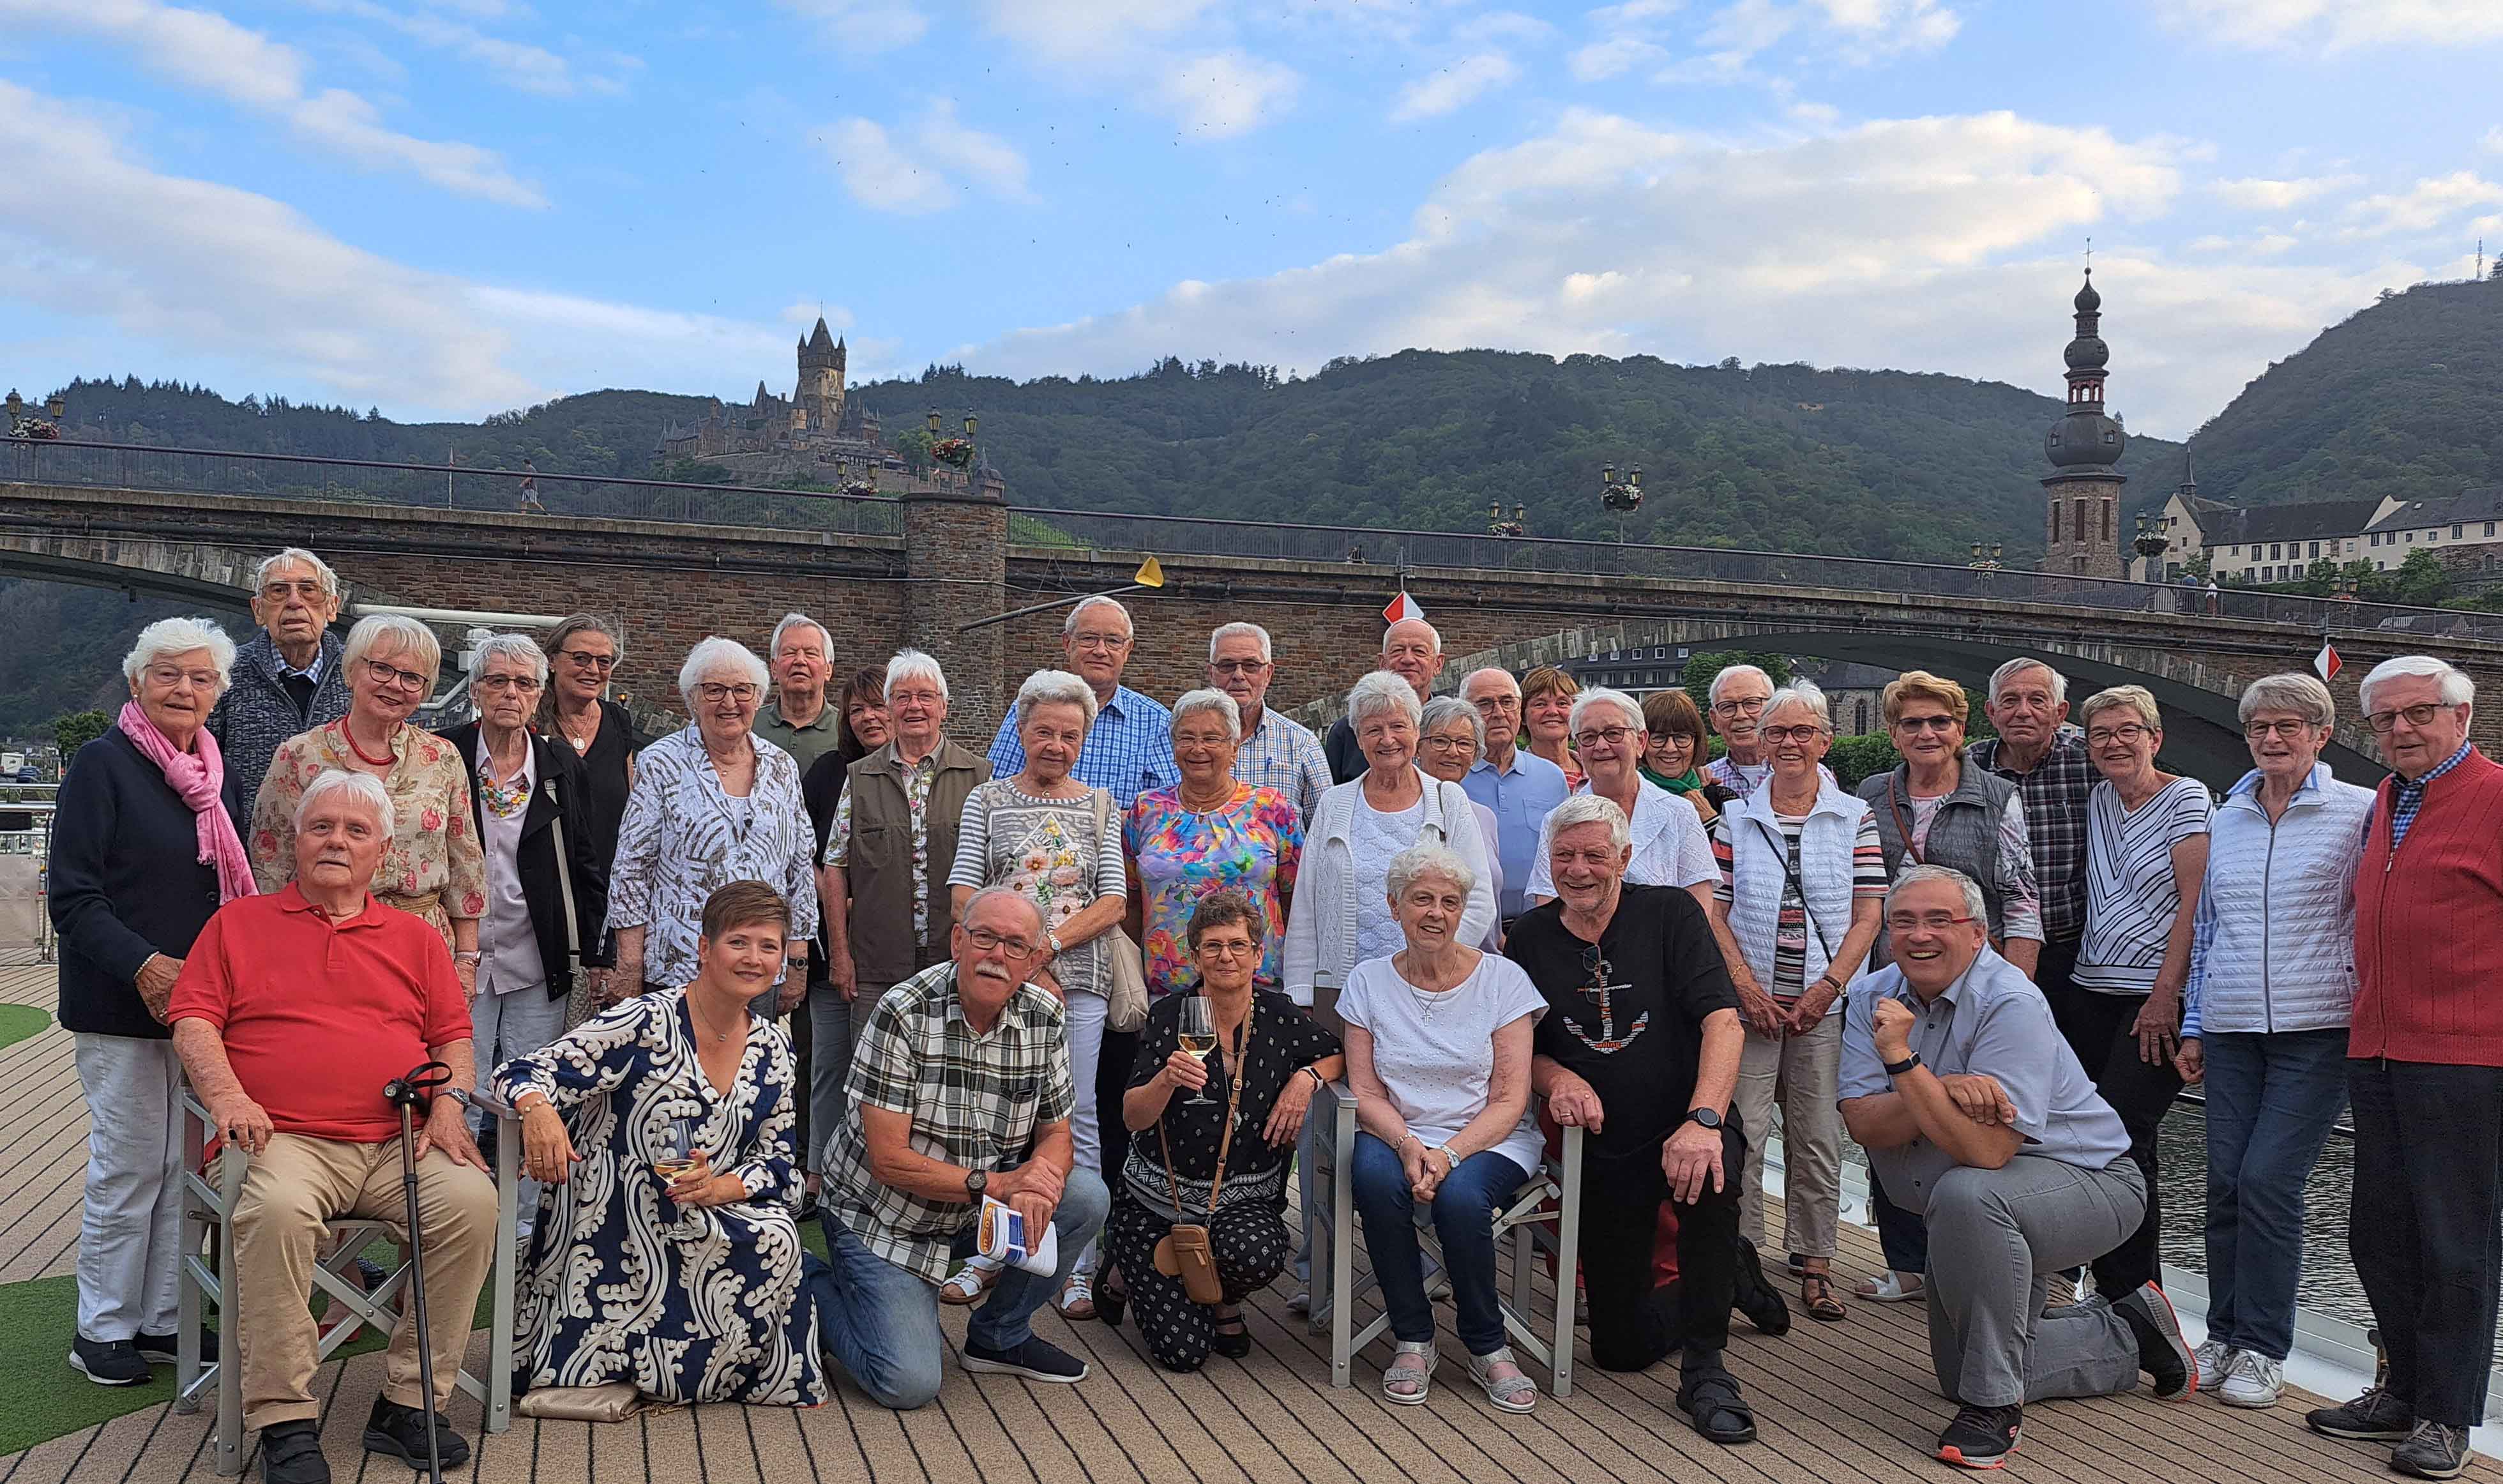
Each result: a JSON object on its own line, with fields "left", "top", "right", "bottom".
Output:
{"left": 931, "top": 437, "right": 975, "bottom": 469}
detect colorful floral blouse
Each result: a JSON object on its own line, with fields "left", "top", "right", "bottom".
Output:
{"left": 248, "top": 720, "right": 487, "bottom": 949}
{"left": 946, "top": 780, "right": 1126, "bottom": 998}
{"left": 1124, "top": 783, "right": 1303, "bottom": 997}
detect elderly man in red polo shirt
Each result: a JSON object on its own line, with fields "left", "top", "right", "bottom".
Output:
{"left": 170, "top": 769, "right": 494, "bottom": 1484}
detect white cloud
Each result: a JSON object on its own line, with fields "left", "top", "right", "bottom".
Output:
{"left": 2484, "top": 125, "right": 2503, "bottom": 154}
{"left": 326, "top": 0, "right": 634, "bottom": 98}
{"left": 2167, "top": 0, "right": 2503, "bottom": 48}
{"left": 975, "top": 1, "right": 1297, "bottom": 139}
{"left": 1153, "top": 50, "right": 1301, "bottom": 139}
{"left": 2341, "top": 171, "right": 2503, "bottom": 236}
{"left": 2208, "top": 174, "right": 2361, "bottom": 209}
{"left": 1569, "top": 34, "right": 1670, "bottom": 79}
{"left": 777, "top": 0, "right": 926, "bottom": 53}
{"left": 1391, "top": 53, "right": 1521, "bottom": 122}
{"left": 820, "top": 102, "right": 1032, "bottom": 213}
{"left": 914, "top": 99, "right": 1033, "bottom": 199}
{"left": 6, "top": 0, "right": 541, "bottom": 203}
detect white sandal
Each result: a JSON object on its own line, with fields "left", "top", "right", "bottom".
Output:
{"left": 1469, "top": 1346, "right": 1537, "bottom": 1414}
{"left": 1382, "top": 1340, "right": 1435, "bottom": 1405}
{"left": 939, "top": 1260, "right": 1001, "bottom": 1306}
{"left": 1057, "top": 1273, "right": 1096, "bottom": 1320}
{"left": 1854, "top": 1271, "right": 1925, "bottom": 1303}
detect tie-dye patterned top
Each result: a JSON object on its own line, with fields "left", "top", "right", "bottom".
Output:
{"left": 1125, "top": 783, "right": 1304, "bottom": 997}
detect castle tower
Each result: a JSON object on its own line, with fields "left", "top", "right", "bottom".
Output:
{"left": 795, "top": 317, "right": 845, "bottom": 434}
{"left": 2040, "top": 269, "right": 2128, "bottom": 579}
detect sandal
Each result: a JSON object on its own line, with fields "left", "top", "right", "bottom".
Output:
{"left": 1469, "top": 1346, "right": 1537, "bottom": 1414}
{"left": 1382, "top": 1340, "right": 1435, "bottom": 1405}
{"left": 939, "top": 1261, "right": 1001, "bottom": 1306}
{"left": 1211, "top": 1305, "right": 1251, "bottom": 1359}
{"left": 1679, "top": 1365, "right": 1757, "bottom": 1444}
{"left": 1854, "top": 1271, "right": 1926, "bottom": 1303}
{"left": 1801, "top": 1271, "right": 1847, "bottom": 1322}
{"left": 1096, "top": 1269, "right": 1127, "bottom": 1329}
{"left": 1057, "top": 1273, "right": 1097, "bottom": 1322}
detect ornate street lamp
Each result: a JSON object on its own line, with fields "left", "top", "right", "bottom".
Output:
{"left": 2333, "top": 574, "right": 2361, "bottom": 602}
{"left": 928, "top": 410, "right": 979, "bottom": 470}
{"left": 2132, "top": 514, "right": 2170, "bottom": 580}
{"left": 1967, "top": 541, "right": 2004, "bottom": 572}
{"left": 4, "top": 389, "right": 67, "bottom": 440}
{"left": 1599, "top": 464, "right": 1644, "bottom": 514}
{"left": 1486, "top": 502, "right": 1527, "bottom": 538}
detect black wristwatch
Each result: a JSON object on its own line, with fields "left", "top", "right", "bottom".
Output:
{"left": 1684, "top": 1107, "right": 1723, "bottom": 1130}
{"left": 964, "top": 1168, "right": 988, "bottom": 1199}
{"left": 1884, "top": 1051, "right": 1923, "bottom": 1077}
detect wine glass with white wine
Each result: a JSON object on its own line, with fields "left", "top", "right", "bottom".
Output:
{"left": 653, "top": 1115, "right": 704, "bottom": 1192}
{"left": 1176, "top": 996, "right": 1218, "bottom": 1107}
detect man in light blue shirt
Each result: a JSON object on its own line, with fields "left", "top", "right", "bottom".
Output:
{"left": 1458, "top": 667, "right": 1568, "bottom": 920}
{"left": 985, "top": 595, "right": 1174, "bottom": 806}
{"left": 1206, "top": 621, "right": 1332, "bottom": 821}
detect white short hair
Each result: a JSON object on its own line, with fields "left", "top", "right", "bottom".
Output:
{"left": 123, "top": 617, "right": 237, "bottom": 692}
{"left": 1386, "top": 841, "right": 1476, "bottom": 900}
{"left": 2237, "top": 672, "right": 2334, "bottom": 729}
{"left": 1015, "top": 668, "right": 1098, "bottom": 729}
{"left": 769, "top": 612, "right": 829, "bottom": 659}
{"left": 2359, "top": 655, "right": 2475, "bottom": 713}
{"left": 1546, "top": 792, "right": 1631, "bottom": 852}
{"left": 961, "top": 883, "right": 1047, "bottom": 935}
{"left": 1347, "top": 670, "right": 1422, "bottom": 731}
{"left": 885, "top": 647, "right": 949, "bottom": 700}
{"left": 1383, "top": 616, "right": 1442, "bottom": 655}
{"left": 1419, "top": 696, "right": 1483, "bottom": 762}
{"left": 1569, "top": 686, "right": 1643, "bottom": 738}
{"left": 1988, "top": 657, "right": 2069, "bottom": 707}
{"left": 677, "top": 637, "right": 768, "bottom": 698}
{"left": 1887, "top": 863, "right": 1987, "bottom": 922}
{"left": 1460, "top": 667, "right": 1520, "bottom": 701}
{"left": 1208, "top": 621, "right": 1272, "bottom": 664}
{"left": 1708, "top": 664, "right": 1773, "bottom": 704}
{"left": 1062, "top": 594, "right": 1133, "bottom": 640}
{"left": 1170, "top": 688, "right": 1243, "bottom": 743}
{"left": 472, "top": 632, "right": 548, "bottom": 686}
{"left": 344, "top": 614, "right": 442, "bottom": 686}
{"left": 293, "top": 768, "right": 393, "bottom": 833}
{"left": 252, "top": 547, "right": 340, "bottom": 600}
{"left": 1762, "top": 679, "right": 1832, "bottom": 731}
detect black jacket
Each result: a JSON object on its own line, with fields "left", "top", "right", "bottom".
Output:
{"left": 434, "top": 723, "right": 613, "bottom": 997}
{"left": 1324, "top": 716, "right": 1368, "bottom": 785}
{"left": 48, "top": 731, "right": 234, "bottom": 1039}
{"left": 208, "top": 630, "right": 351, "bottom": 830}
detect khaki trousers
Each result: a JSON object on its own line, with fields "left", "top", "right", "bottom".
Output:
{"left": 232, "top": 1132, "right": 497, "bottom": 1430}
{"left": 1734, "top": 1013, "right": 1844, "bottom": 1261}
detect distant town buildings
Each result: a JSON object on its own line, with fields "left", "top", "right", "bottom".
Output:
{"left": 2140, "top": 476, "right": 2503, "bottom": 584}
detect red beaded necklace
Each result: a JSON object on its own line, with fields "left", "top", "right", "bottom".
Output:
{"left": 340, "top": 720, "right": 397, "bottom": 768}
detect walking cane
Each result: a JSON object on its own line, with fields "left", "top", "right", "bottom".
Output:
{"left": 382, "top": 1061, "right": 455, "bottom": 1484}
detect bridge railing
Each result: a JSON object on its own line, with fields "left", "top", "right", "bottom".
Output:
{"left": 1, "top": 438, "right": 902, "bottom": 538}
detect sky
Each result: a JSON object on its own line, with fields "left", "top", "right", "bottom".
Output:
{"left": 1, "top": 0, "right": 2499, "bottom": 438}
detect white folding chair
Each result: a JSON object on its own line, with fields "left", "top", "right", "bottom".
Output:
{"left": 1306, "top": 1082, "right": 1583, "bottom": 1396}
{"left": 174, "top": 1086, "right": 522, "bottom": 1477}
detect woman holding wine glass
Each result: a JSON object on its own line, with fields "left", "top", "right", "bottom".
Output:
{"left": 495, "top": 881, "right": 824, "bottom": 1407}
{"left": 1102, "top": 889, "right": 1341, "bottom": 1371}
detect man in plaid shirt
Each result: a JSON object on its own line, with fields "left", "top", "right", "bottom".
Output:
{"left": 1966, "top": 658, "right": 2093, "bottom": 988}
{"left": 810, "top": 888, "right": 1110, "bottom": 1406}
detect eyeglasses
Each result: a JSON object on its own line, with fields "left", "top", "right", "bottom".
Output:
{"left": 1195, "top": 939, "right": 1260, "bottom": 960}
{"left": 1209, "top": 659, "right": 1269, "bottom": 676}
{"left": 1572, "top": 726, "right": 1637, "bottom": 749}
{"left": 1068, "top": 632, "right": 1130, "bottom": 651}
{"left": 361, "top": 658, "right": 430, "bottom": 693}
{"left": 888, "top": 688, "right": 944, "bottom": 708}
{"left": 2365, "top": 703, "right": 2448, "bottom": 734}
{"left": 1471, "top": 695, "right": 1521, "bottom": 711}
{"left": 1886, "top": 912, "right": 1978, "bottom": 932}
{"left": 556, "top": 650, "right": 616, "bottom": 670}
{"left": 1761, "top": 724, "right": 1824, "bottom": 743}
{"left": 2085, "top": 723, "right": 2152, "bottom": 746}
{"left": 258, "top": 580, "right": 328, "bottom": 601}
{"left": 962, "top": 927, "right": 1040, "bottom": 959}
{"left": 2244, "top": 719, "right": 2317, "bottom": 740}
{"left": 1711, "top": 696, "right": 1769, "bottom": 716}
{"left": 1893, "top": 715, "right": 1960, "bottom": 734}
{"left": 474, "top": 673, "right": 540, "bottom": 693}
{"left": 693, "top": 683, "right": 760, "bottom": 704}
{"left": 1421, "top": 734, "right": 1478, "bottom": 753}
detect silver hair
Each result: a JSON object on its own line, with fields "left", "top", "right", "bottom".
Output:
{"left": 2078, "top": 684, "right": 2161, "bottom": 731}
{"left": 292, "top": 768, "right": 393, "bottom": 833}
{"left": 252, "top": 547, "right": 340, "bottom": 600}
{"left": 1707, "top": 663, "right": 1773, "bottom": 705}
{"left": 123, "top": 617, "right": 237, "bottom": 691}
{"left": 1170, "top": 688, "right": 1243, "bottom": 743}
{"left": 344, "top": 614, "right": 442, "bottom": 686}
{"left": 1546, "top": 792, "right": 1631, "bottom": 853}
{"left": 1419, "top": 695, "right": 1484, "bottom": 763}
{"left": 677, "top": 637, "right": 768, "bottom": 699}
{"left": 768, "top": 612, "right": 830, "bottom": 660}
{"left": 1383, "top": 616, "right": 1442, "bottom": 655}
{"left": 1346, "top": 669, "right": 1423, "bottom": 731}
{"left": 1886, "top": 863, "right": 1988, "bottom": 923}
{"left": 1762, "top": 678, "right": 1833, "bottom": 731}
{"left": 886, "top": 647, "right": 949, "bottom": 700}
{"left": 2237, "top": 672, "right": 2335, "bottom": 729}
{"left": 1569, "top": 685, "right": 1643, "bottom": 738}
{"left": 960, "top": 882, "right": 1047, "bottom": 936}
{"left": 472, "top": 632, "right": 548, "bottom": 687}
{"left": 1460, "top": 666, "right": 1520, "bottom": 700}
{"left": 2359, "top": 655, "right": 2476, "bottom": 713}
{"left": 1015, "top": 668, "right": 1098, "bottom": 729}
{"left": 1207, "top": 621, "right": 1273, "bottom": 664}
{"left": 1061, "top": 594, "right": 1133, "bottom": 640}
{"left": 1988, "top": 656, "right": 2069, "bottom": 707}
{"left": 1386, "top": 840, "right": 1476, "bottom": 900}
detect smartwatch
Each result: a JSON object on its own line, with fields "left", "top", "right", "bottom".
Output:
{"left": 1885, "top": 1051, "right": 1923, "bottom": 1077}
{"left": 964, "top": 1168, "right": 988, "bottom": 1199}
{"left": 1684, "top": 1107, "right": 1723, "bottom": 1130}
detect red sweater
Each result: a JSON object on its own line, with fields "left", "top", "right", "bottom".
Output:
{"left": 2352, "top": 746, "right": 2503, "bottom": 1066}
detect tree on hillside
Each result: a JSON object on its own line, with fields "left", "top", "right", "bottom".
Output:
{"left": 49, "top": 709, "right": 108, "bottom": 758}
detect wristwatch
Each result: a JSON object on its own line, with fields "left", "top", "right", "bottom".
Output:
{"left": 963, "top": 1168, "right": 988, "bottom": 1199}
{"left": 1684, "top": 1107, "right": 1723, "bottom": 1130}
{"left": 1885, "top": 1051, "right": 1923, "bottom": 1077}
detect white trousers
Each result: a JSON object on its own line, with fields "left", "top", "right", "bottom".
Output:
{"left": 470, "top": 985, "right": 568, "bottom": 1222}
{"left": 73, "top": 1033, "right": 186, "bottom": 1342}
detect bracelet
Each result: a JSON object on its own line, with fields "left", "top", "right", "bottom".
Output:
{"left": 1301, "top": 1066, "right": 1327, "bottom": 1090}
{"left": 453, "top": 950, "right": 483, "bottom": 965}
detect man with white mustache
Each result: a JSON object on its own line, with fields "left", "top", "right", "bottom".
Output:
{"left": 1839, "top": 865, "right": 2195, "bottom": 1472}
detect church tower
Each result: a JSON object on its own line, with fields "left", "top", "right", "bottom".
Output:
{"left": 795, "top": 318, "right": 846, "bottom": 433}
{"left": 2040, "top": 270, "right": 2127, "bottom": 578}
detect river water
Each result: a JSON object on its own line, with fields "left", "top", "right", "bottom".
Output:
{"left": 2154, "top": 1096, "right": 2370, "bottom": 1328}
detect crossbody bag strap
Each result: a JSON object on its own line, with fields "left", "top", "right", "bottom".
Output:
{"left": 1751, "top": 815, "right": 1838, "bottom": 960}
{"left": 1206, "top": 1015, "right": 1250, "bottom": 1215}
{"left": 1885, "top": 776, "right": 1924, "bottom": 868}
{"left": 547, "top": 774, "right": 581, "bottom": 964}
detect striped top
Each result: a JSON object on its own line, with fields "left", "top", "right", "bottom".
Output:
{"left": 2074, "top": 776, "right": 2212, "bottom": 995}
{"left": 1712, "top": 808, "right": 1887, "bottom": 998}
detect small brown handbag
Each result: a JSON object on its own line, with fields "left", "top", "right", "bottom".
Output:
{"left": 1153, "top": 1018, "right": 1248, "bottom": 1306}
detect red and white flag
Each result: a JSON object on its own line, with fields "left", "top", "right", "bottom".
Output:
{"left": 1382, "top": 591, "right": 1424, "bottom": 626}
{"left": 2314, "top": 640, "right": 2341, "bottom": 683}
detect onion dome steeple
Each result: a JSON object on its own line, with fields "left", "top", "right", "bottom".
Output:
{"left": 2045, "top": 269, "right": 2127, "bottom": 469}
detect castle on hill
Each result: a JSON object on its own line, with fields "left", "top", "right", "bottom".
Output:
{"left": 654, "top": 317, "right": 891, "bottom": 473}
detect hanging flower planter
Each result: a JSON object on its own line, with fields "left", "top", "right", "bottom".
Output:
{"left": 931, "top": 437, "right": 975, "bottom": 468}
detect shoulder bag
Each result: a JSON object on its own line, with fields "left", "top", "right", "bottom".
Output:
{"left": 1154, "top": 1017, "right": 1249, "bottom": 1306}
{"left": 1091, "top": 787, "right": 1151, "bottom": 1032}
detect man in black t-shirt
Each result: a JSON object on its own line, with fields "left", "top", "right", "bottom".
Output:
{"left": 1511, "top": 794, "right": 1758, "bottom": 1445}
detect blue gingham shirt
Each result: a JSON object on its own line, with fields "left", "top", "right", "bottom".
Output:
{"left": 2387, "top": 739, "right": 2473, "bottom": 853}
{"left": 1233, "top": 706, "right": 1333, "bottom": 822}
{"left": 987, "top": 683, "right": 1176, "bottom": 807}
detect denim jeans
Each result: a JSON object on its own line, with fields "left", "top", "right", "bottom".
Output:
{"left": 2199, "top": 1028, "right": 2348, "bottom": 1361}
{"left": 2348, "top": 1058, "right": 2503, "bottom": 1428}
{"left": 809, "top": 1167, "right": 1110, "bottom": 1409}
{"left": 1348, "top": 1132, "right": 1527, "bottom": 1356}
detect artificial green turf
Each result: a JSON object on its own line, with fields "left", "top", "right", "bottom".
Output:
{"left": 0, "top": 1003, "right": 49, "bottom": 1052}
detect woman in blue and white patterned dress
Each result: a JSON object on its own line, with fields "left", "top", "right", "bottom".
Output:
{"left": 497, "top": 881, "right": 824, "bottom": 1406}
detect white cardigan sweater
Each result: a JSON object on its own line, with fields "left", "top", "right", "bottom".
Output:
{"left": 1281, "top": 766, "right": 1497, "bottom": 1006}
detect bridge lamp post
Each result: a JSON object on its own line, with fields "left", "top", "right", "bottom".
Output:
{"left": 2333, "top": 574, "right": 2360, "bottom": 603}
{"left": 4, "top": 390, "right": 66, "bottom": 440}
{"left": 1967, "top": 541, "right": 2004, "bottom": 572}
{"left": 1486, "top": 503, "right": 1527, "bottom": 538}
{"left": 2131, "top": 515, "right": 2170, "bottom": 582}
{"left": 925, "top": 409, "right": 978, "bottom": 476}
{"left": 1599, "top": 464, "right": 1644, "bottom": 545}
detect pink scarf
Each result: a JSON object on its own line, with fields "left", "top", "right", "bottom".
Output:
{"left": 117, "top": 700, "right": 257, "bottom": 903}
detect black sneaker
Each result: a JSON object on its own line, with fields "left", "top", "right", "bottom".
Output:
{"left": 1731, "top": 1238, "right": 1792, "bottom": 1336}
{"left": 1936, "top": 1404, "right": 2023, "bottom": 1469}
{"left": 135, "top": 1326, "right": 218, "bottom": 1365}
{"left": 2307, "top": 1386, "right": 2416, "bottom": 1441}
{"left": 2112, "top": 1283, "right": 2194, "bottom": 1398}
{"left": 258, "top": 1421, "right": 329, "bottom": 1484}
{"left": 361, "top": 1396, "right": 471, "bottom": 1469}
{"left": 960, "top": 1335, "right": 1088, "bottom": 1384}
{"left": 68, "top": 1335, "right": 151, "bottom": 1386}
{"left": 2391, "top": 1420, "right": 2474, "bottom": 1480}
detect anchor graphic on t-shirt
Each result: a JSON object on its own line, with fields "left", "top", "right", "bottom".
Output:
{"left": 1571, "top": 955, "right": 1647, "bottom": 1054}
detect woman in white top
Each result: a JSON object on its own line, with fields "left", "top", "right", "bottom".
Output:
{"left": 1417, "top": 697, "right": 1504, "bottom": 950}
{"left": 1282, "top": 672, "right": 1495, "bottom": 1011}
{"left": 1341, "top": 843, "right": 1546, "bottom": 1413}
{"left": 2067, "top": 683, "right": 2211, "bottom": 1303}
{"left": 1526, "top": 686, "right": 1715, "bottom": 909}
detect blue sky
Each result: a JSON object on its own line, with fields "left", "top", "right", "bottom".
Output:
{"left": 1, "top": 0, "right": 2498, "bottom": 437}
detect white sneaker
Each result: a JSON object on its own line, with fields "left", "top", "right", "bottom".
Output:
{"left": 2194, "top": 1338, "right": 2241, "bottom": 1392}
{"left": 2219, "top": 1351, "right": 2283, "bottom": 1409}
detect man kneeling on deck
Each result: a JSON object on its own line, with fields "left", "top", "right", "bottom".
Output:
{"left": 1840, "top": 865, "right": 2195, "bottom": 1470}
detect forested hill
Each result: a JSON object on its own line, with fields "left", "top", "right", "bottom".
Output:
{"left": 2188, "top": 276, "right": 2503, "bottom": 510}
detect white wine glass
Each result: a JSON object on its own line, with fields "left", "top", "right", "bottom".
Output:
{"left": 654, "top": 1115, "right": 704, "bottom": 1188}
{"left": 1175, "top": 997, "right": 1218, "bottom": 1107}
